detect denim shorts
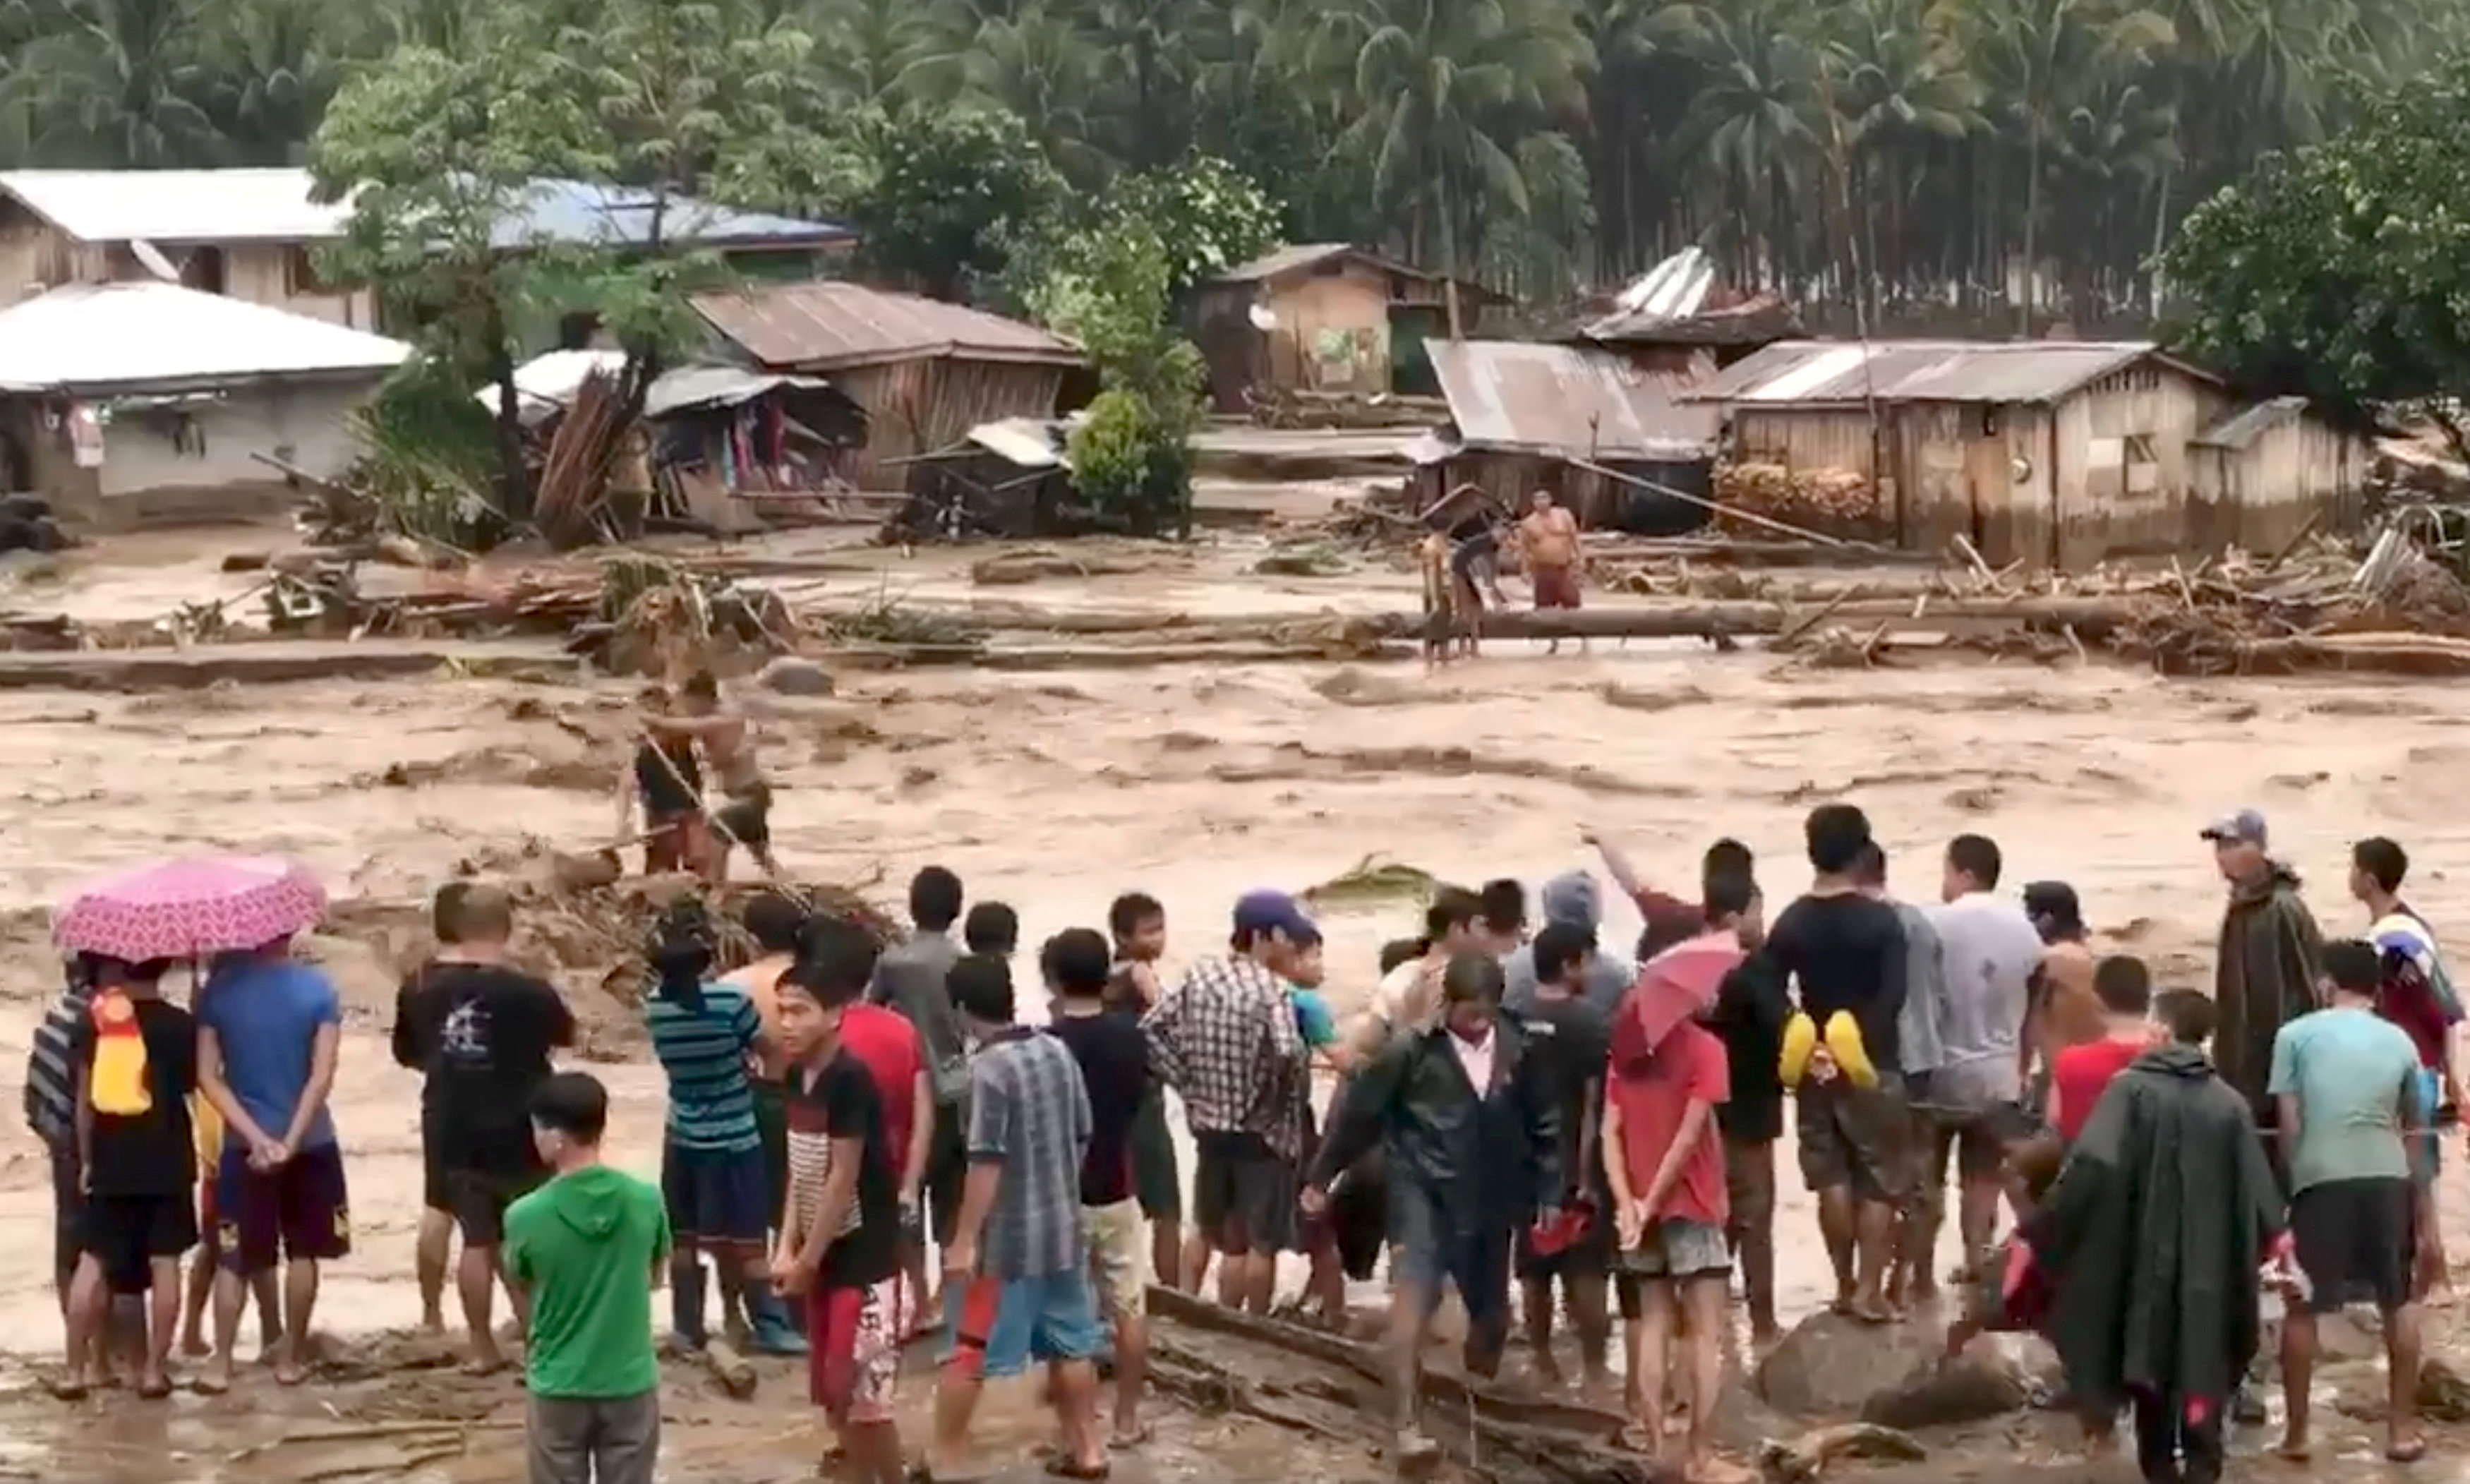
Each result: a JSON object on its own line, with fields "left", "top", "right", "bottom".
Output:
{"left": 943, "top": 1269, "right": 1106, "bottom": 1380}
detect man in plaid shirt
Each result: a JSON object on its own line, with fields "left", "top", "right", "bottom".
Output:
{"left": 1144, "top": 891, "right": 1313, "bottom": 1314}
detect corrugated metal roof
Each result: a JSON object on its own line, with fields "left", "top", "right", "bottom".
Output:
{"left": 692, "top": 281, "right": 1083, "bottom": 373}
{"left": 1427, "top": 340, "right": 1717, "bottom": 461}
{"left": 0, "top": 168, "right": 348, "bottom": 243}
{"left": 1687, "top": 339, "right": 2217, "bottom": 406}
{"left": 1214, "top": 243, "right": 1393, "bottom": 284}
{"left": 0, "top": 281, "right": 409, "bottom": 392}
{"left": 490, "top": 179, "right": 851, "bottom": 251}
{"left": 2192, "top": 396, "right": 2307, "bottom": 450}
{"left": 1611, "top": 247, "right": 1716, "bottom": 322}
{"left": 966, "top": 416, "right": 1073, "bottom": 469}
{"left": 645, "top": 366, "right": 835, "bottom": 419}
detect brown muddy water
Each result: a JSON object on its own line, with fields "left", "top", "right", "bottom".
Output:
{"left": 8, "top": 536, "right": 2470, "bottom": 1479}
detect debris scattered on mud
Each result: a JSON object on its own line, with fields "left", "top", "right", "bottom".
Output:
{"left": 1301, "top": 855, "right": 1439, "bottom": 913}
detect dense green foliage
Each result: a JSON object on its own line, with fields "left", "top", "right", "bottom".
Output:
{"left": 0, "top": 0, "right": 2454, "bottom": 323}
{"left": 2164, "top": 47, "right": 2470, "bottom": 422}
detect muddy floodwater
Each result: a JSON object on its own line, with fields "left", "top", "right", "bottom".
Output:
{"left": 6, "top": 534, "right": 2470, "bottom": 1480}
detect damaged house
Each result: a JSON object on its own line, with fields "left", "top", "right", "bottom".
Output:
{"left": 691, "top": 281, "right": 1085, "bottom": 491}
{"left": 1689, "top": 339, "right": 2371, "bottom": 568}
{"left": 1414, "top": 340, "right": 1718, "bottom": 533}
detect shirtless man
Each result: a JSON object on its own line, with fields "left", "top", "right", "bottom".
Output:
{"left": 647, "top": 670, "right": 778, "bottom": 881}
{"left": 1516, "top": 490, "right": 1584, "bottom": 655}
{"left": 2021, "top": 881, "right": 2100, "bottom": 1117}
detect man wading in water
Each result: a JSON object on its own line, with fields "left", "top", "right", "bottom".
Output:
{"left": 645, "top": 670, "right": 779, "bottom": 881}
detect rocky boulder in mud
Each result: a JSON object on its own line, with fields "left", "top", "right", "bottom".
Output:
{"left": 759, "top": 657, "right": 836, "bottom": 696}
{"left": 1755, "top": 1312, "right": 2025, "bottom": 1424}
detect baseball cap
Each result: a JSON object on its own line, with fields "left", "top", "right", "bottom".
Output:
{"left": 1233, "top": 890, "right": 1317, "bottom": 945}
{"left": 2200, "top": 808, "right": 2269, "bottom": 850}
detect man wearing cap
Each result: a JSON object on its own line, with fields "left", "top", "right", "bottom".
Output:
{"left": 2207, "top": 808, "right": 2326, "bottom": 1157}
{"left": 1502, "top": 869, "right": 1640, "bottom": 1018}
{"left": 1142, "top": 891, "right": 1314, "bottom": 1315}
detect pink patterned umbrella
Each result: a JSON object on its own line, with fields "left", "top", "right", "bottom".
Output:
{"left": 53, "top": 855, "right": 327, "bottom": 963}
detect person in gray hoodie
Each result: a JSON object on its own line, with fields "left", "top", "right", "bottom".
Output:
{"left": 1502, "top": 872, "right": 1637, "bottom": 1018}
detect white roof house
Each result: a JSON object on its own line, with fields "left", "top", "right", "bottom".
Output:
{"left": 0, "top": 281, "right": 409, "bottom": 392}
{"left": 0, "top": 168, "right": 351, "bottom": 244}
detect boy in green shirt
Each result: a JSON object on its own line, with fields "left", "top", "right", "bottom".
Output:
{"left": 505, "top": 1073, "right": 671, "bottom": 1484}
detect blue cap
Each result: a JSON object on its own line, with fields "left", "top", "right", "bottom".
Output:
{"left": 1234, "top": 889, "right": 1316, "bottom": 944}
{"left": 2200, "top": 808, "right": 2268, "bottom": 850}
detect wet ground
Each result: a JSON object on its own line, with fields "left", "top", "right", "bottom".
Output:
{"left": 8, "top": 526, "right": 2470, "bottom": 1479}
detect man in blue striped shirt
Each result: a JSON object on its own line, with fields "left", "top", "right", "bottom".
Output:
{"left": 645, "top": 932, "right": 805, "bottom": 1356}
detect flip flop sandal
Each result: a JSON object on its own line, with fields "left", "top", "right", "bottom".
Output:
{"left": 135, "top": 1377, "right": 175, "bottom": 1400}
{"left": 1042, "top": 1462, "right": 1109, "bottom": 1481}
{"left": 1106, "top": 1423, "right": 1152, "bottom": 1449}
{"left": 44, "top": 1379, "right": 88, "bottom": 1402}
{"left": 189, "top": 1375, "right": 231, "bottom": 1396}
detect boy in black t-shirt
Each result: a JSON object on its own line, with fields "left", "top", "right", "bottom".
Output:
{"left": 1048, "top": 927, "right": 1155, "bottom": 1449}
{"left": 774, "top": 942, "right": 903, "bottom": 1484}
{"left": 1511, "top": 921, "right": 1613, "bottom": 1390}
{"left": 59, "top": 955, "right": 198, "bottom": 1400}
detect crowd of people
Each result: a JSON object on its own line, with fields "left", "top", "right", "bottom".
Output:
{"left": 22, "top": 797, "right": 2463, "bottom": 1484}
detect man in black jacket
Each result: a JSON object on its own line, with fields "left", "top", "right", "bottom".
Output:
{"left": 1303, "top": 955, "right": 1560, "bottom": 1466}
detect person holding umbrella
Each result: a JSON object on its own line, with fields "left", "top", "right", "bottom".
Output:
{"left": 52, "top": 855, "right": 342, "bottom": 1393}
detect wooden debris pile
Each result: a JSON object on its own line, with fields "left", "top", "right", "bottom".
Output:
{"left": 261, "top": 553, "right": 798, "bottom": 675}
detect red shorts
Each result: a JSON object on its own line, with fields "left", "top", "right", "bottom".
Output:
{"left": 1532, "top": 566, "right": 1582, "bottom": 609}
{"left": 810, "top": 1277, "right": 904, "bottom": 1423}
{"left": 644, "top": 812, "right": 711, "bottom": 874}
{"left": 215, "top": 1142, "right": 351, "bottom": 1274}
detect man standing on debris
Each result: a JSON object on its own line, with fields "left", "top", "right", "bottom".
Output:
{"left": 1303, "top": 954, "right": 1559, "bottom": 1468}
{"left": 1514, "top": 488, "right": 1586, "bottom": 653}
{"left": 644, "top": 670, "right": 778, "bottom": 881}
{"left": 622, "top": 683, "right": 706, "bottom": 875}
{"left": 2205, "top": 809, "right": 2325, "bottom": 1166}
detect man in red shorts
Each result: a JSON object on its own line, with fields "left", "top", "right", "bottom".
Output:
{"left": 195, "top": 939, "right": 348, "bottom": 1392}
{"left": 1517, "top": 489, "right": 1586, "bottom": 654}
{"left": 777, "top": 919, "right": 924, "bottom": 1483}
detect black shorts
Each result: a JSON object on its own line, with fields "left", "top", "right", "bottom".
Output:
{"left": 923, "top": 1109, "right": 967, "bottom": 1246}
{"left": 1193, "top": 1130, "right": 1296, "bottom": 1255}
{"left": 1130, "top": 1093, "right": 1181, "bottom": 1223}
{"left": 447, "top": 1166, "right": 546, "bottom": 1247}
{"left": 714, "top": 781, "right": 773, "bottom": 852}
{"left": 2291, "top": 1176, "right": 2414, "bottom": 1314}
{"left": 421, "top": 1109, "right": 450, "bottom": 1214}
{"left": 52, "top": 1147, "right": 85, "bottom": 1285}
{"left": 81, "top": 1192, "right": 200, "bottom": 1293}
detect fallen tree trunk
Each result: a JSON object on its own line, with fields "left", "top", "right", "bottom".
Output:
{"left": 1466, "top": 597, "right": 2134, "bottom": 642}
{"left": 1146, "top": 1286, "right": 1673, "bottom": 1483}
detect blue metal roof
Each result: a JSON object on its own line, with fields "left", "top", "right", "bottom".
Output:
{"left": 490, "top": 179, "right": 853, "bottom": 252}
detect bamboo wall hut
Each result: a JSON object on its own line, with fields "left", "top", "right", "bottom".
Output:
{"left": 690, "top": 282, "right": 1085, "bottom": 491}
{"left": 1187, "top": 243, "right": 1505, "bottom": 414}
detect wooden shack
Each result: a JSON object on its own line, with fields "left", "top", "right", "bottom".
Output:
{"left": 1188, "top": 244, "right": 1500, "bottom": 414}
{"left": 691, "top": 282, "right": 1084, "bottom": 491}
{"left": 1689, "top": 339, "right": 2368, "bottom": 568}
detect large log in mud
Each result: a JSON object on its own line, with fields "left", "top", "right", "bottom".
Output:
{"left": 1469, "top": 597, "right": 2135, "bottom": 642}
{"left": 1143, "top": 1286, "right": 1680, "bottom": 1483}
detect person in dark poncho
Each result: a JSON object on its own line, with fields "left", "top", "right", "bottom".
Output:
{"left": 2033, "top": 989, "right": 2284, "bottom": 1484}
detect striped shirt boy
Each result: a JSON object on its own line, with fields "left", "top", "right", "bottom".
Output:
{"left": 646, "top": 986, "right": 764, "bottom": 1154}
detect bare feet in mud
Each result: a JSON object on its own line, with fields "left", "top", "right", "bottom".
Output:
{"left": 1685, "top": 1452, "right": 1755, "bottom": 1484}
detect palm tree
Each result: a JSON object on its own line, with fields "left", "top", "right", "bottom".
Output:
{"left": 1968, "top": 0, "right": 2174, "bottom": 330}
{"left": 1677, "top": 0, "right": 1821, "bottom": 288}
{"left": 9, "top": 0, "right": 219, "bottom": 165}
{"left": 1322, "top": 0, "right": 1591, "bottom": 319}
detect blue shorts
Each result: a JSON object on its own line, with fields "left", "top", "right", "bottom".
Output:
{"left": 943, "top": 1269, "right": 1105, "bottom": 1380}
{"left": 661, "top": 1142, "right": 770, "bottom": 1252}
{"left": 2415, "top": 1068, "right": 2443, "bottom": 1186}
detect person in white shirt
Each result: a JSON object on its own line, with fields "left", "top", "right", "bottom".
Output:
{"left": 1912, "top": 833, "right": 2044, "bottom": 1291}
